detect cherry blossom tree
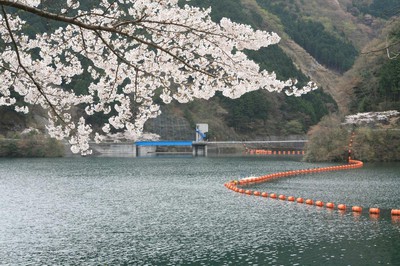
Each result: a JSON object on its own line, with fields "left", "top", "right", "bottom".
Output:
{"left": 344, "top": 110, "right": 400, "bottom": 125}
{"left": 0, "top": 0, "right": 317, "bottom": 154}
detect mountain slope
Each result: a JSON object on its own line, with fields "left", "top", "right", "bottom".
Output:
{"left": 2, "top": 0, "right": 398, "bottom": 142}
{"left": 149, "top": 0, "right": 398, "bottom": 141}
{"left": 240, "top": 0, "right": 347, "bottom": 112}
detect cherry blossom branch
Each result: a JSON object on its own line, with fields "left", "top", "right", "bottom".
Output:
{"left": 1, "top": 5, "right": 65, "bottom": 123}
{"left": 0, "top": 1, "right": 219, "bottom": 78}
{"left": 0, "top": 0, "right": 317, "bottom": 154}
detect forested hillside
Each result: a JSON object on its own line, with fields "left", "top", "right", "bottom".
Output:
{"left": 148, "top": 0, "right": 398, "bottom": 140}
{"left": 256, "top": 0, "right": 358, "bottom": 73}
{"left": 146, "top": 0, "right": 340, "bottom": 140}
{"left": 350, "top": 23, "right": 400, "bottom": 112}
{"left": 1, "top": 0, "right": 398, "bottom": 143}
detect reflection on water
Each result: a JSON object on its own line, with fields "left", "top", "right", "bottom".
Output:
{"left": 0, "top": 157, "right": 399, "bottom": 265}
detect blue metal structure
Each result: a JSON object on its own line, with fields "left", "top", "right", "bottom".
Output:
{"left": 195, "top": 129, "right": 207, "bottom": 141}
{"left": 135, "top": 140, "right": 193, "bottom": 147}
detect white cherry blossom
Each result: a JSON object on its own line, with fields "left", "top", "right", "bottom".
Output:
{"left": 344, "top": 110, "right": 400, "bottom": 125}
{"left": 0, "top": 0, "right": 318, "bottom": 154}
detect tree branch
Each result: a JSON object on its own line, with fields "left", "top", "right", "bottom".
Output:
{"left": 0, "top": 0, "right": 218, "bottom": 78}
{"left": 361, "top": 40, "right": 400, "bottom": 55}
{"left": 1, "top": 5, "right": 65, "bottom": 123}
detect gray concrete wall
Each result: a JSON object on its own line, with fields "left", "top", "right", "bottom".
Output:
{"left": 64, "top": 142, "right": 136, "bottom": 157}
{"left": 136, "top": 146, "right": 157, "bottom": 157}
{"left": 63, "top": 136, "right": 307, "bottom": 157}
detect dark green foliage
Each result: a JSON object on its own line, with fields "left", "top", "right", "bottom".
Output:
{"left": 219, "top": 90, "right": 270, "bottom": 132}
{"left": 282, "top": 89, "right": 336, "bottom": 128}
{"left": 256, "top": 0, "right": 358, "bottom": 73}
{"left": 353, "top": 0, "right": 400, "bottom": 18}
{"left": 245, "top": 46, "right": 308, "bottom": 83}
{"left": 218, "top": 88, "right": 336, "bottom": 134}
{"left": 378, "top": 58, "right": 400, "bottom": 102}
{"left": 351, "top": 25, "right": 400, "bottom": 112}
{"left": 219, "top": 43, "right": 336, "bottom": 134}
{"left": 287, "top": 20, "right": 357, "bottom": 72}
{"left": 248, "top": 45, "right": 337, "bottom": 132}
{"left": 180, "top": 0, "right": 250, "bottom": 25}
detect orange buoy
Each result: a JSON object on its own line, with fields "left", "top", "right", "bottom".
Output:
{"left": 253, "top": 191, "right": 261, "bottom": 196}
{"left": 370, "top": 213, "right": 380, "bottom": 220}
{"left": 352, "top": 206, "right": 362, "bottom": 212}
{"left": 288, "top": 196, "right": 295, "bottom": 202}
{"left": 306, "top": 199, "right": 313, "bottom": 205}
{"left": 238, "top": 189, "right": 245, "bottom": 193}
{"left": 326, "top": 202, "right": 335, "bottom": 209}
{"left": 392, "top": 216, "right": 400, "bottom": 223}
{"left": 392, "top": 209, "right": 400, "bottom": 216}
{"left": 270, "top": 193, "right": 277, "bottom": 199}
{"left": 315, "top": 201, "right": 324, "bottom": 207}
{"left": 296, "top": 197, "right": 304, "bottom": 203}
{"left": 369, "top": 208, "right": 380, "bottom": 214}
{"left": 245, "top": 190, "right": 252, "bottom": 195}
{"left": 261, "top": 192, "right": 268, "bottom": 197}
{"left": 338, "top": 204, "right": 346, "bottom": 211}
{"left": 278, "top": 195, "right": 286, "bottom": 200}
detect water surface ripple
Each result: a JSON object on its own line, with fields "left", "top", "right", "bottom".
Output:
{"left": 0, "top": 157, "right": 399, "bottom": 265}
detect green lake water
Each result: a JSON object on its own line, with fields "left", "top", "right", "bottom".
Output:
{"left": 0, "top": 157, "right": 399, "bottom": 265}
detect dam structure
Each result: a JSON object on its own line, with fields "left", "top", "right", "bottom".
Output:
{"left": 72, "top": 138, "right": 307, "bottom": 158}
{"left": 65, "top": 123, "right": 307, "bottom": 157}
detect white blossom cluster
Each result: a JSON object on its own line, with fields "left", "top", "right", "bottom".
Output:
{"left": 0, "top": 0, "right": 318, "bottom": 154}
{"left": 344, "top": 110, "right": 400, "bottom": 125}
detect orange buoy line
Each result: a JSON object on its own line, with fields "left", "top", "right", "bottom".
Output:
{"left": 225, "top": 131, "right": 399, "bottom": 218}
{"left": 246, "top": 149, "right": 305, "bottom": 156}
{"left": 224, "top": 158, "right": 398, "bottom": 218}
